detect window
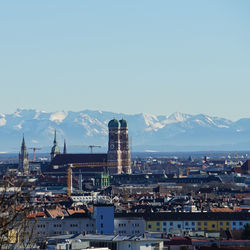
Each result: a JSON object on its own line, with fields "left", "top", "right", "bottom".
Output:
{"left": 240, "top": 222, "right": 243, "bottom": 226}
{"left": 192, "top": 222, "right": 195, "bottom": 226}
{"left": 148, "top": 224, "right": 152, "bottom": 229}
{"left": 170, "top": 222, "right": 173, "bottom": 226}
{"left": 156, "top": 222, "right": 160, "bottom": 226}
{"left": 177, "top": 224, "right": 181, "bottom": 229}
{"left": 101, "top": 223, "right": 103, "bottom": 228}
{"left": 101, "top": 215, "right": 103, "bottom": 220}
{"left": 233, "top": 222, "right": 236, "bottom": 226}
{"left": 212, "top": 224, "right": 215, "bottom": 228}
{"left": 163, "top": 222, "right": 166, "bottom": 226}
{"left": 226, "top": 222, "right": 229, "bottom": 226}
{"left": 185, "top": 222, "right": 189, "bottom": 226}
{"left": 157, "top": 228, "right": 160, "bottom": 231}
{"left": 198, "top": 222, "right": 201, "bottom": 226}
{"left": 204, "top": 222, "right": 207, "bottom": 226}
{"left": 220, "top": 222, "right": 223, "bottom": 226}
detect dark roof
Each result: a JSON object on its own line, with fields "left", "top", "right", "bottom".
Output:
{"left": 64, "top": 213, "right": 91, "bottom": 219}
{"left": 143, "top": 212, "right": 250, "bottom": 221}
{"left": 165, "top": 237, "right": 192, "bottom": 246}
{"left": 242, "top": 160, "right": 250, "bottom": 172}
{"left": 115, "top": 212, "right": 145, "bottom": 219}
{"left": 51, "top": 153, "right": 107, "bottom": 166}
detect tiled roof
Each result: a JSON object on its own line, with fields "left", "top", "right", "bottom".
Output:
{"left": 210, "top": 208, "right": 233, "bottom": 212}
{"left": 67, "top": 208, "right": 85, "bottom": 215}
{"left": 27, "top": 212, "right": 46, "bottom": 218}
{"left": 46, "top": 208, "right": 69, "bottom": 218}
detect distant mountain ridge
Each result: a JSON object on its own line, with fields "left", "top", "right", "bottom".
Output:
{"left": 0, "top": 109, "right": 250, "bottom": 152}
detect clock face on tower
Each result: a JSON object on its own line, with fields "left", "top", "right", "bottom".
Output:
{"left": 110, "top": 144, "right": 115, "bottom": 149}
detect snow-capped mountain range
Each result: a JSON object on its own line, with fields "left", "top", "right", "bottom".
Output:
{"left": 1, "top": 109, "right": 250, "bottom": 152}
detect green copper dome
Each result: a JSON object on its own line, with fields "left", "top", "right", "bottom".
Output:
{"left": 119, "top": 119, "right": 128, "bottom": 128}
{"left": 108, "top": 119, "right": 120, "bottom": 128}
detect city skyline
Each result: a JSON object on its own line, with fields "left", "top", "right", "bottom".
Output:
{"left": 0, "top": 1, "right": 250, "bottom": 120}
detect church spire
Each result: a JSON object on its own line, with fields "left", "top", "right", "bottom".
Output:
{"left": 21, "top": 134, "right": 27, "bottom": 154}
{"left": 53, "top": 129, "right": 57, "bottom": 145}
{"left": 19, "top": 134, "right": 29, "bottom": 175}
{"left": 63, "top": 139, "right": 67, "bottom": 154}
{"left": 51, "top": 129, "right": 60, "bottom": 160}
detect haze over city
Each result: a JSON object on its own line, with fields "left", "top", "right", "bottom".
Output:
{"left": 0, "top": 1, "right": 250, "bottom": 120}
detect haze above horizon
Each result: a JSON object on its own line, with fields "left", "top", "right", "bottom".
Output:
{"left": 0, "top": 1, "right": 250, "bottom": 121}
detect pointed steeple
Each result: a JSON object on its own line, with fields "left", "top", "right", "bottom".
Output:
{"left": 63, "top": 139, "right": 67, "bottom": 154}
{"left": 53, "top": 129, "right": 57, "bottom": 145}
{"left": 21, "top": 134, "right": 27, "bottom": 154}
{"left": 19, "top": 134, "right": 29, "bottom": 175}
{"left": 51, "top": 129, "right": 60, "bottom": 160}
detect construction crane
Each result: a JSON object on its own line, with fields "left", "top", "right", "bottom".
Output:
{"left": 28, "top": 147, "right": 42, "bottom": 162}
{"left": 68, "top": 145, "right": 101, "bottom": 153}
{"left": 88, "top": 145, "right": 101, "bottom": 153}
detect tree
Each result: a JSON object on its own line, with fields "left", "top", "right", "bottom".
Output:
{"left": 0, "top": 175, "right": 37, "bottom": 249}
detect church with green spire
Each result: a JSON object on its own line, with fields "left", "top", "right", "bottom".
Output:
{"left": 50, "top": 130, "right": 60, "bottom": 160}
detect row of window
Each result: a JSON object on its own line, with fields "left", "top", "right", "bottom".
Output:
{"left": 118, "top": 223, "right": 140, "bottom": 227}
{"left": 119, "top": 230, "right": 127, "bottom": 234}
{"left": 162, "top": 222, "right": 195, "bottom": 226}
{"left": 37, "top": 224, "right": 46, "bottom": 228}
{"left": 86, "top": 224, "right": 94, "bottom": 227}
{"left": 197, "top": 227, "right": 230, "bottom": 231}
{"left": 197, "top": 222, "right": 230, "bottom": 226}
{"left": 149, "top": 221, "right": 245, "bottom": 227}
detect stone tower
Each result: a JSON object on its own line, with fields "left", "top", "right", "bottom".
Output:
{"left": 107, "top": 118, "right": 131, "bottom": 174}
{"left": 51, "top": 130, "right": 60, "bottom": 160}
{"left": 119, "top": 119, "right": 131, "bottom": 174}
{"left": 107, "top": 119, "right": 122, "bottom": 174}
{"left": 18, "top": 135, "right": 29, "bottom": 175}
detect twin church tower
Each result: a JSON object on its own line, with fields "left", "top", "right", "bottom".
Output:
{"left": 19, "top": 119, "right": 131, "bottom": 175}
{"left": 107, "top": 119, "right": 131, "bottom": 174}
{"left": 50, "top": 118, "right": 131, "bottom": 175}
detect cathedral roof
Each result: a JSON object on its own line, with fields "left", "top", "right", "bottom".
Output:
{"left": 51, "top": 153, "right": 107, "bottom": 166}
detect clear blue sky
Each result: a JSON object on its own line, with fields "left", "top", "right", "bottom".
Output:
{"left": 0, "top": 0, "right": 250, "bottom": 120}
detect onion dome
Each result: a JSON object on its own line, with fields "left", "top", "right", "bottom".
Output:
{"left": 119, "top": 119, "right": 128, "bottom": 128}
{"left": 108, "top": 119, "right": 120, "bottom": 128}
